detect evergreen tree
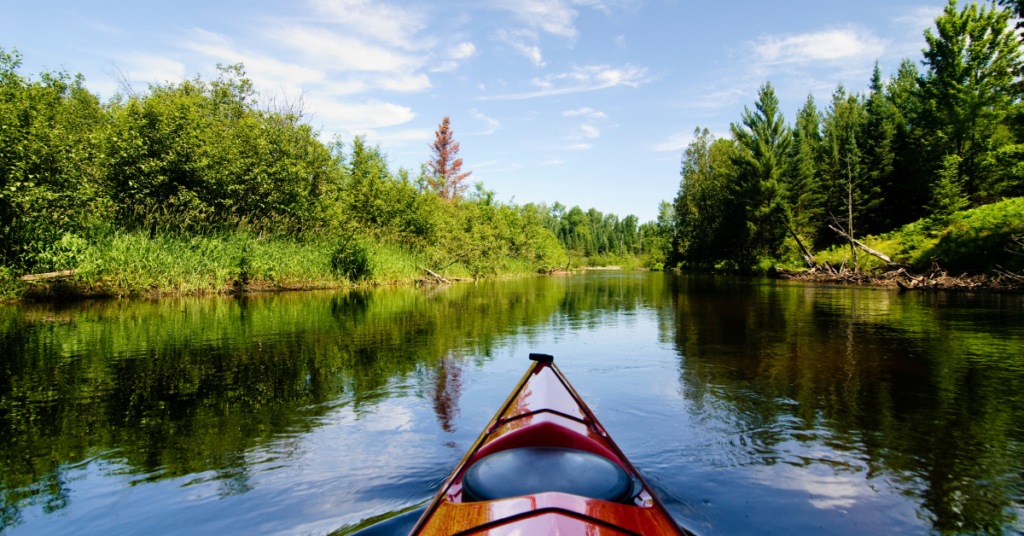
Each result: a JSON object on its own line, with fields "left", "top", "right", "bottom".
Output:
{"left": 726, "top": 82, "right": 791, "bottom": 267}
{"left": 861, "top": 62, "right": 899, "bottom": 234}
{"left": 787, "top": 94, "right": 824, "bottom": 239}
{"left": 817, "top": 84, "right": 868, "bottom": 250}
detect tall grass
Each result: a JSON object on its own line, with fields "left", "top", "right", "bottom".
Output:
{"left": 1, "top": 228, "right": 557, "bottom": 301}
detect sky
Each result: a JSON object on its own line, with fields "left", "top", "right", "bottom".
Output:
{"left": 3, "top": 0, "right": 949, "bottom": 221}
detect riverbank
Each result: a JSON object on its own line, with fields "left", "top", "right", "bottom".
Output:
{"left": 0, "top": 230, "right": 540, "bottom": 302}
{"left": 769, "top": 197, "right": 1024, "bottom": 292}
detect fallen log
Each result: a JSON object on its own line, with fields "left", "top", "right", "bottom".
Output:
{"left": 20, "top": 269, "right": 77, "bottom": 282}
{"left": 780, "top": 218, "right": 815, "bottom": 268}
{"left": 418, "top": 266, "right": 450, "bottom": 284}
{"left": 828, "top": 224, "right": 892, "bottom": 264}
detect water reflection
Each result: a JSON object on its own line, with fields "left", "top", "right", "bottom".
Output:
{"left": 0, "top": 274, "right": 1022, "bottom": 535}
{"left": 667, "top": 277, "right": 1024, "bottom": 534}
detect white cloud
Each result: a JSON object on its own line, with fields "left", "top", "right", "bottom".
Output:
{"left": 753, "top": 27, "right": 887, "bottom": 64}
{"left": 567, "top": 142, "right": 593, "bottom": 150}
{"left": 309, "top": 0, "right": 426, "bottom": 50}
{"left": 377, "top": 73, "right": 431, "bottom": 92}
{"left": 309, "top": 98, "right": 416, "bottom": 128}
{"left": 431, "top": 61, "right": 459, "bottom": 72}
{"left": 497, "top": 0, "right": 579, "bottom": 39}
{"left": 495, "top": 29, "right": 546, "bottom": 67}
{"left": 481, "top": 64, "right": 648, "bottom": 100}
{"left": 615, "top": 35, "right": 626, "bottom": 48}
{"left": 183, "top": 29, "right": 325, "bottom": 92}
{"left": 470, "top": 108, "right": 501, "bottom": 134}
{"left": 113, "top": 53, "right": 186, "bottom": 85}
{"left": 274, "top": 25, "right": 421, "bottom": 72}
{"left": 450, "top": 42, "right": 477, "bottom": 59}
{"left": 580, "top": 124, "right": 600, "bottom": 138}
{"left": 562, "top": 107, "right": 607, "bottom": 118}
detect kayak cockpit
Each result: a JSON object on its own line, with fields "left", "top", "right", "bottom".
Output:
{"left": 408, "top": 356, "right": 687, "bottom": 536}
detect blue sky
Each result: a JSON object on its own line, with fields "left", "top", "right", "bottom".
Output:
{"left": 4, "top": 0, "right": 948, "bottom": 221}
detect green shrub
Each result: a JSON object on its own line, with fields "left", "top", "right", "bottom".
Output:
{"left": 331, "top": 239, "right": 372, "bottom": 281}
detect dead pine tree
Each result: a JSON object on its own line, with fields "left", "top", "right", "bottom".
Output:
{"left": 427, "top": 116, "right": 472, "bottom": 200}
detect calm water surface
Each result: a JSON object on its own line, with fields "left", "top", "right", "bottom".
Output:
{"left": 2, "top": 273, "right": 1023, "bottom": 535}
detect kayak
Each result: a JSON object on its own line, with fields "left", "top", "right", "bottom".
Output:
{"left": 407, "top": 353, "right": 689, "bottom": 536}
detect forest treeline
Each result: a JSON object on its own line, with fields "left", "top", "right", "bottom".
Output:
{"left": 670, "top": 0, "right": 1024, "bottom": 272}
{"left": 0, "top": 47, "right": 667, "bottom": 298}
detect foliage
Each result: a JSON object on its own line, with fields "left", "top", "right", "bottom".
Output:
{"left": 104, "top": 64, "right": 339, "bottom": 234}
{"left": 331, "top": 238, "right": 372, "bottom": 281}
{"left": 0, "top": 47, "right": 105, "bottom": 273}
{"left": 668, "top": 1, "right": 1024, "bottom": 273}
{"left": 0, "top": 51, "right": 569, "bottom": 297}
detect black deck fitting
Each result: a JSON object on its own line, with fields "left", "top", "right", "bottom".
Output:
{"left": 529, "top": 353, "right": 554, "bottom": 363}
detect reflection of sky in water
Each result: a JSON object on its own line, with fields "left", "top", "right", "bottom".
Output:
{"left": 2, "top": 274, "right": 1023, "bottom": 536}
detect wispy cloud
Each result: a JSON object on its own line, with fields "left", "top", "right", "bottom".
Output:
{"left": 562, "top": 107, "right": 607, "bottom": 118}
{"left": 567, "top": 142, "right": 592, "bottom": 150}
{"left": 614, "top": 35, "right": 626, "bottom": 48}
{"left": 450, "top": 42, "right": 477, "bottom": 59}
{"left": 495, "top": 29, "right": 546, "bottom": 67}
{"left": 496, "top": 0, "right": 579, "bottom": 39}
{"left": 309, "top": 0, "right": 426, "bottom": 50}
{"left": 652, "top": 131, "right": 693, "bottom": 152}
{"left": 752, "top": 26, "right": 887, "bottom": 64}
{"left": 540, "top": 158, "right": 565, "bottom": 165}
{"left": 470, "top": 108, "right": 501, "bottom": 134}
{"left": 481, "top": 64, "right": 648, "bottom": 100}
{"left": 580, "top": 124, "right": 600, "bottom": 138}
{"left": 893, "top": 6, "right": 943, "bottom": 32}
{"left": 308, "top": 98, "right": 416, "bottom": 128}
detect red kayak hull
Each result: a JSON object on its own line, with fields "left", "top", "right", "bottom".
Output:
{"left": 409, "top": 357, "right": 687, "bottom": 536}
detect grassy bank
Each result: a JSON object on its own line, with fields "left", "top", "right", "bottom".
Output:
{"left": 0, "top": 231, "right": 543, "bottom": 302}
{"left": 777, "top": 197, "right": 1024, "bottom": 274}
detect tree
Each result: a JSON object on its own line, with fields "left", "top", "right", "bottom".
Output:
{"left": 673, "top": 128, "right": 735, "bottom": 266}
{"left": 727, "top": 82, "right": 791, "bottom": 267}
{"left": 787, "top": 94, "right": 824, "bottom": 238}
{"left": 427, "top": 116, "right": 471, "bottom": 200}
{"left": 918, "top": 0, "right": 1022, "bottom": 204}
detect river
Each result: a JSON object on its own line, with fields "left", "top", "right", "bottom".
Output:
{"left": 1, "top": 273, "right": 1023, "bottom": 535}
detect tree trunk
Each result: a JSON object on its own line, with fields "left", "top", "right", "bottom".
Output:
{"left": 780, "top": 218, "right": 815, "bottom": 268}
{"left": 828, "top": 224, "right": 892, "bottom": 263}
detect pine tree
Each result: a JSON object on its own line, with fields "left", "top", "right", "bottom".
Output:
{"left": 817, "top": 84, "right": 867, "bottom": 250}
{"left": 861, "top": 62, "right": 899, "bottom": 234}
{"left": 427, "top": 116, "right": 471, "bottom": 200}
{"left": 727, "top": 82, "right": 791, "bottom": 267}
{"left": 787, "top": 94, "right": 824, "bottom": 239}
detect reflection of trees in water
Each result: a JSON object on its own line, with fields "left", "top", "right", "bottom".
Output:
{"left": 430, "top": 353, "right": 463, "bottom": 433}
{"left": 0, "top": 278, "right": 578, "bottom": 531}
{"left": 664, "top": 276, "right": 1024, "bottom": 533}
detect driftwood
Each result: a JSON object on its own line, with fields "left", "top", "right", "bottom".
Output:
{"left": 781, "top": 218, "right": 815, "bottom": 268}
{"left": 20, "top": 269, "right": 77, "bottom": 282}
{"left": 778, "top": 263, "right": 1022, "bottom": 292}
{"left": 828, "top": 224, "right": 893, "bottom": 264}
{"left": 418, "top": 266, "right": 450, "bottom": 284}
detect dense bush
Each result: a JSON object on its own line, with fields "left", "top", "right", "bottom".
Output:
{"left": 0, "top": 47, "right": 105, "bottom": 272}
{"left": 0, "top": 49, "right": 569, "bottom": 294}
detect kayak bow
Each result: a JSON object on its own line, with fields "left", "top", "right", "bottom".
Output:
{"left": 409, "top": 354, "right": 688, "bottom": 536}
